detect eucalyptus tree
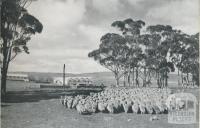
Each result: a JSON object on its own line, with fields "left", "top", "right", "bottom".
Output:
{"left": 146, "top": 25, "right": 176, "bottom": 88}
{"left": 190, "top": 33, "right": 199, "bottom": 86}
{"left": 88, "top": 33, "right": 128, "bottom": 86}
{"left": 111, "top": 18, "right": 145, "bottom": 87}
{"left": 1, "top": 0, "right": 43, "bottom": 100}
{"left": 169, "top": 30, "right": 184, "bottom": 86}
{"left": 169, "top": 32, "right": 199, "bottom": 86}
{"left": 137, "top": 34, "right": 154, "bottom": 87}
{"left": 178, "top": 33, "right": 199, "bottom": 86}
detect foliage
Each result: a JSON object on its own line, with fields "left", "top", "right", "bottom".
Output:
{"left": 1, "top": 0, "right": 43, "bottom": 99}
{"left": 88, "top": 18, "right": 199, "bottom": 87}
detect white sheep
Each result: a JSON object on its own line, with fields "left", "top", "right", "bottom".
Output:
{"left": 76, "top": 103, "right": 87, "bottom": 114}
{"left": 132, "top": 103, "right": 139, "bottom": 114}
{"left": 122, "top": 101, "right": 131, "bottom": 113}
{"left": 145, "top": 104, "right": 153, "bottom": 114}
{"left": 152, "top": 104, "right": 160, "bottom": 114}
{"left": 98, "top": 102, "right": 107, "bottom": 112}
{"left": 72, "top": 98, "right": 79, "bottom": 109}
{"left": 107, "top": 102, "right": 115, "bottom": 113}
{"left": 63, "top": 96, "right": 68, "bottom": 107}
{"left": 139, "top": 103, "right": 146, "bottom": 114}
{"left": 67, "top": 97, "right": 73, "bottom": 109}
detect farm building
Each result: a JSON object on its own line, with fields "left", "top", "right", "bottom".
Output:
{"left": 6, "top": 73, "right": 29, "bottom": 82}
{"left": 53, "top": 77, "right": 93, "bottom": 87}
{"left": 53, "top": 77, "right": 64, "bottom": 85}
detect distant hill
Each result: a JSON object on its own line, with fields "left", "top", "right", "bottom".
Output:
{"left": 9, "top": 71, "right": 179, "bottom": 87}
{"left": 9, "top": 71, "right": 114, "bottom": 78}
{"left": 9, "top": 71, "right": 76, "bottom": 77}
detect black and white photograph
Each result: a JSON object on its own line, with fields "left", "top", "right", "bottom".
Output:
{"left": 0, "top": 0, "right": 199, "bottom": 128}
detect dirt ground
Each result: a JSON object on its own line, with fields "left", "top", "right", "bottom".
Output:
{"left": 1, "top": 81, "right": 199, "bottom": 128}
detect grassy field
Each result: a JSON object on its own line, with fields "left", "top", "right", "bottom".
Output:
{"left": 1, "top": 80, "right": 199, "bottom": 128}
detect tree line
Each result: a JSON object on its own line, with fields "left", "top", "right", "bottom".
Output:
{"left": 88, "top": 18, "right": 199, "bottom": 88}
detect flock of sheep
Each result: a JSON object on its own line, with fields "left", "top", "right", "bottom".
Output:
{"left": 60, "top": 87, "right": 173, "bottom": 115}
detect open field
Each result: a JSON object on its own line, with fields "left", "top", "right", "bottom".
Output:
{"left": 2, "top": 99, "right": 199, "bottom": 128}
{"left": 1, "top": 80, "right": 199, "bottom": 128}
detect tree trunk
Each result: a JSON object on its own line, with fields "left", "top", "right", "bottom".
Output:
{"left": 143, "top": 67, "right": 146, "bottom": 87}
{"left": 186, "top": 72, "right": 189, "bottom": 86}
{"left": 135, "top": 67, "right": 139, "bottom": 87}
{"left": 132, "top": 68, "right": 135, "bottom": 87}
{"left": 178, "top": 68, "right": 180, "bottom": 87}
{"left": 192, "top": 74, "right": 195, "bottom": 86}
{"left": 116, "top": 77, "right": 119, "bottom": 87}
{"left": 165, "top": 71, "right": 168, "bottom": 88}
{"left": 147, "top": 69, "right": 151, "bottom": 87}
{"left": 1, "top": 37, "right": 9, "bottom": 102}
{"left": 127, "top": 71, "right": 131, "bottom": 87}
{"left": 157, "top": 71, "right": 161, "bottom": 88}
{"left": 114, "top": 72, "right": 120, "bottom": 87}
{"left": 1, "top": 59, "right": 9, "bottom": 102}
{"left": 1, "top": 69, "right": 8, "bottom": 102}
{"left": 123, "top": 73, "right": 126, "bottom": 87}
{"left": 181, "top": 71, "right": 183, "bottom": 87}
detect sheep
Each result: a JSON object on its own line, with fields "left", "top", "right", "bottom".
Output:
{"left": 98, "top": 102, "right": 107, "bottom": 112}
{"left": 63, "top": 96, "right": 68, "bottom": 108}
{"left": 145, "top": 103, "right": 154, "bottom": 114}
{"left": 84, "top": 102, "right": 92, "bottom": 113}
{"left": 122, "top": 101, "right": 132, "bottom": 113}
{"left": 76, "top": 103, "right": 87, "bottom": 114}
{"left": 84, "top": 100, "right": 98, "bottom": 114}
{"left": 60, "top": 87, "right": 172, "bottom": 115}
{"left": 152, "top": 104, "right": 161, "bottom": 114}
{"left": 107, "top": 102, "right": 115, "bottom": 113}
{"left": 72, "top": 98, "right": 79, "bottom": 109}
{"left": 156, "top": 101, "right": 165, "bottom": 113}
{"left": 113, "top": 100, "right": 123, "bottom": 113}
{"left": 67, "top": 97, "right": 73, "bottom": 109}
{"left": 90, "top": 102, "right": 98, "bottom": 113}
{"left": 139, "top": 103, "right": 146, "bottom": 114}
{"left": 132, "top": 103, "right": 139, "bottom": 114}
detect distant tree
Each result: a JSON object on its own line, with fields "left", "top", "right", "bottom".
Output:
{"left": 1, "top": 0, "right": 43, "bottom": 100}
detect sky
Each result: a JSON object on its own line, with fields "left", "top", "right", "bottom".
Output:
{"left": 9, "top": 0, "right": 199, "bottom": 73}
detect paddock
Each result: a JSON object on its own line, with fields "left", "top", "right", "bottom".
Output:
{"left": 1, "top": 81, "right": 199, "bottom": 128}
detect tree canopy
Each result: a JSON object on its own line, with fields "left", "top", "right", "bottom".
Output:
{"left": 1, "top": 0, "right": 43, "bottom": 100}
{"left": 88, "top": 18, "right": 199, "bottom": 87}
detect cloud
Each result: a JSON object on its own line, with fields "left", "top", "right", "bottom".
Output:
{"left": 9, "top": 49, "right": 108, "bottom": 73}
{"left": 78, "top": 24, "right": 109, "bottom": 48}
{"left": 145, "top": 0, "right": 199, "bottom": 34}
{"left": 9, "top": 0, "right": 199, "bottom": 73}
{"left": 29, "top": 0, "right": 86, "bottom": 28}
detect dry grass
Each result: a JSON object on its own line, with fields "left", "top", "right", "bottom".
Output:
{"left": 2, "top": 98, "right": 199, "bottom": 128}
{"left": 1, "top": 81, "right": 199, "bottom": 128}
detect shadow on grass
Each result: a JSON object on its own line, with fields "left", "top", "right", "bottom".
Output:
{"left": 4, "top": 87, "right": 104, "bottom": 103}
{"left": 1, "top": 104, "right": 11, "bottom": 107}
